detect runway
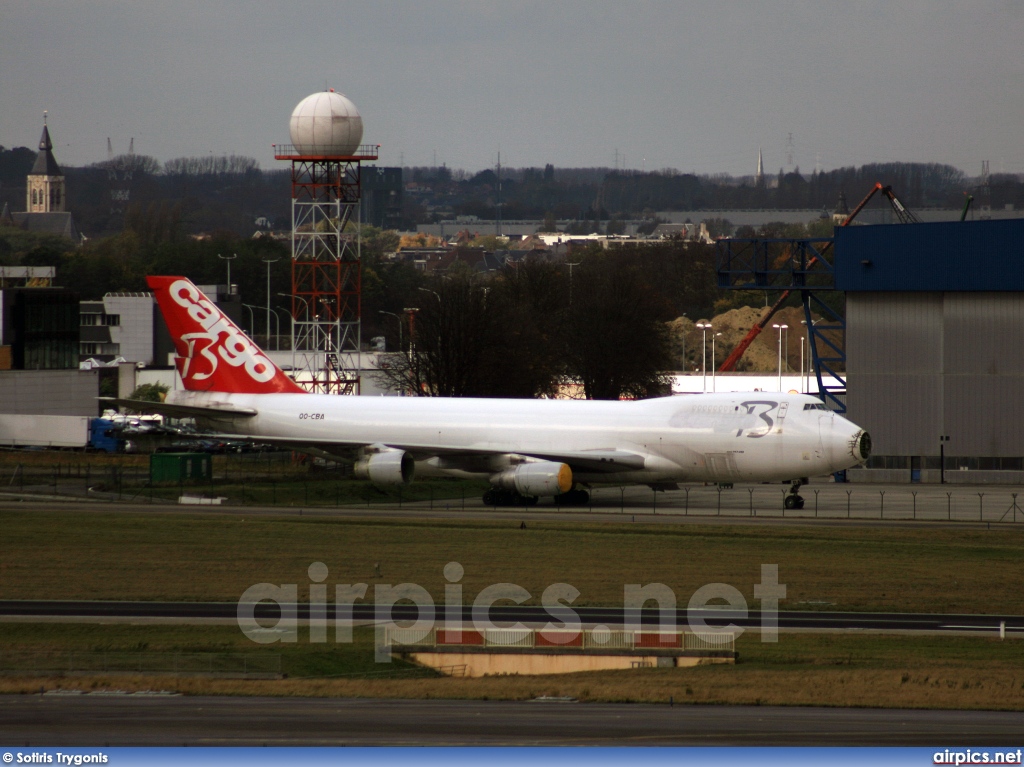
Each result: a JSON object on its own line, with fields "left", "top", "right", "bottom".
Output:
{"left": 3, "top": 695, "right": 1023, "bottom": 745}
{"left": 2, "top": 600, "right": 1022, "bottom": 636}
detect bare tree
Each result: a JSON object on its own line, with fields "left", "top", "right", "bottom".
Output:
{"left": 563, "top": 254, "right": 673, "bottom": 400}
{"left": 374, "top": 276, "right": 492, "bottom": 397}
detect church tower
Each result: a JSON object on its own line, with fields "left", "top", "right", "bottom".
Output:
{"left": 26, "top": 114, "right": 65, "bottom": 213}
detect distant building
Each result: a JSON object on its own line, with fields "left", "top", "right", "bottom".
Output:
{"left": 0, "top": 284, "right": 79, "bottom": 370}
{"left": 1, "top": 117, "right": 82, "bottom": 242}
{"left": 361, "top": 167, "right": 404, "bottom": 229}
{"left": 78, "top": 285, "right": 243, "bottom": 369}
{"left": 79, "top": 292, "right": 156, "bottom": 364}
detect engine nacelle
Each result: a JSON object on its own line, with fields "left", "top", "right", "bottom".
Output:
{"left": 492, "top": 461, "right": 572, "bottom": 497}
{"left": 353, "top": 450, "right": 415, "bottom": 485}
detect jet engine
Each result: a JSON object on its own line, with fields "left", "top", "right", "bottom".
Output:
{"left": 353, "top": 450, "right": 415, "bottom": 485}
{"left": 492, "top": 461, "right": 573, "bottom": 497}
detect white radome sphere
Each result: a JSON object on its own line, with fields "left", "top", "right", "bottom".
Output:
{"left": 289, "top": 90, "right": 364, "bottom": 156}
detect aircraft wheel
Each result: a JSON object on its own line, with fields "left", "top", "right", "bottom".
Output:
{"left": 784, "top": 495, "right": 798, "bottom": 510}
{"left": 483, "top": 489, "right": 497, "bottom": 506}
{"left": 554, "top": 489, "right": 590, "bottom": 506}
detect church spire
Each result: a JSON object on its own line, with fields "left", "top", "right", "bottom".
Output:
{"left": 27, "top": 112, "right": 65, "bottom": 212}
{"left": 39, "top": 111, "right": 53, "bottom": 152}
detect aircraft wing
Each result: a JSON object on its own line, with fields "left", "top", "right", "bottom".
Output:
{"left": 100, "top": 397, "right": 257, "bottom": 420}
{"left": 361, "top": 444, "right": 647, "bottom": 474}
{"left": 516, "top": 448, "right": 647, "bottom": 473}
{"left": 137, "top": 428, "right": 648, "bottom": 475}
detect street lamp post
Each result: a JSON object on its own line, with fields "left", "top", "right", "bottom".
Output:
{"left": 217, "top": 253, "right": 236, "bottom": 293}
{"left": 403, "top": 307, "right": 420, "bottom": 356}
{"left": 772, "top": 323, "right": 788, "bottom": 392}
{"left": 278, "top": 291, "right": 311, "bottom": 354}
{"left": 278, "top": 292, "right": 310, "bottom": 318}
{"left": 711, "top": 332, "right": 722, "bottom": 392}
{"left": 262, "top": 258, "right": 280, "bottom": 353}
{"left": 801, "top": 318, "right": 822, "bottom": 394}
{"left": 800, "top": 335, "right": 805, "bottom": 394}
{"left": 783, "top": 324, "right": 789, "bottom": 389}
{"left": 565, "top": 261, "right": 580, "bottom": 306}
{"left": 240, "top": 303, "right": 257, "bottom": 338}
{"left": 696, "top": 322, "right": 711, "bottom": 393}
{"left": 269, "top": 307, "right": 286, "bottom": 351}
{"left": 379, "top": 310, "right": 403, "bottom": 352}
{"left": 418, "top": 287, "right": 441, "bottom": 304}
{"left": 679, "top": 313, "right": 687, "bottom": 379}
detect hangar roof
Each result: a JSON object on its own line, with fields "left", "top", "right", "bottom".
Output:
{"left": 835, "top": 218, "right": 1024, "bottom": 292}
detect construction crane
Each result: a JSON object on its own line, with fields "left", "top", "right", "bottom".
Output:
{"left": 961, "top": 193, "right": 974, "bottom": 221}
{"left": 717, "top": 182, "right": 886, "bottom": 373}
{"left": 879, "top": 185, "right": 920, "bottom": 224}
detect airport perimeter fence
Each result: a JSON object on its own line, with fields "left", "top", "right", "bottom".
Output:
{"left": 577, "top": 483, "right": 1024, "bottom": 524}
{"left": 0, "top": 450, "right": 362, "bottom": 505}
{"left": 0, "top": 651, "right": 282, "bottom": 676}
{"left": 3, "top": 450, "right": 1024, "bottom": 524}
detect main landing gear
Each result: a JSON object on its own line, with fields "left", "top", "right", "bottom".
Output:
{"left": 554, "top": 488, "right": 590, "bottom": 506}
{"left": 784, "top": 478, "right": 808, "bottom": 510}
{"left": 481, "top": 487, "right": 591, "bottom": 507}
{"left": 483, "top": 488, "right": 538, "bottom": 507}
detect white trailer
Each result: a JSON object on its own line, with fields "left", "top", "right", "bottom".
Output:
{"left": 0, "top": 415, "right": 92, "bottom": 448}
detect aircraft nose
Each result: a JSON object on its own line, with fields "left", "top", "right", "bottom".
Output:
{"left": 852, "top": 429, "right": 872, "bottom": 463}
{"left": 829, "top": 416, "right": 871, "bottom": 469}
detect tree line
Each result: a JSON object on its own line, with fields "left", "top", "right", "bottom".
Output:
{"left": 371, "top": 242, "right": 722, "bottom": 400}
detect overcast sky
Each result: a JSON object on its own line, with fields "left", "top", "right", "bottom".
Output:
{"left": 3, "top": 1, "right": 1023, "bottom": 177}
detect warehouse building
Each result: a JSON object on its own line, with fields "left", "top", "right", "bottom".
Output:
{"left": 837, "top": 218, "right": 1024, "bottom": 483}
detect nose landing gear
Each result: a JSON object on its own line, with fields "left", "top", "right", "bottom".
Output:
{"left": 784, "top": 478, "right": 807, "bottom": 510}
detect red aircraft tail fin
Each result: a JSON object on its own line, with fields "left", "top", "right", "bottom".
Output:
{"left": 147, "top": 275, "right": 305, "bottom": 394}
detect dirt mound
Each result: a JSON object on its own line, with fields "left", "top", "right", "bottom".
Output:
{"left": 669, "top": 305, "right": 833, "bottom": 373}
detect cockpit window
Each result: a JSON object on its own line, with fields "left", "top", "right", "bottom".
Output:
{"left": 803, "top": 403, "right": 828, "bottom": 411}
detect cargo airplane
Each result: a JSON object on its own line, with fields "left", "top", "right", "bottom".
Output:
{"left": 116, "top": 276, "right": 871, "bottom": 508}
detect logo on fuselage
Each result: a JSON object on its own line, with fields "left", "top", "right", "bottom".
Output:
{"left": 737, "top": 400, "right": 778, "bottom": 438}
{"left": 169, "top": 279, "right": 276, "bottom": 383}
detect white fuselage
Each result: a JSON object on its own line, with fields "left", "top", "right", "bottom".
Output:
{"left": 170, "top": 389, "right": 866, "bottom": 485}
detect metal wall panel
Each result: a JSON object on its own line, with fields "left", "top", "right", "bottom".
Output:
{"left": 848, "top": 373, "right": 942, "bottom": 456}
{"left": 943, "top": 293, "right": 1024, "bottom": 376}
{"left": 0, "top": 370, "right": 99, "bottom": 416}
{"left": 847, "top": 291, "right": 1024, "bottom": 458}
{"left": 945, "top": 374, "right": 1024, "bottom": 456}
{"left": 847, "top": 293, "right": 942, "bottom": 374}
{"left": 836, "top": 218, "right": 1024, "bottom": 292}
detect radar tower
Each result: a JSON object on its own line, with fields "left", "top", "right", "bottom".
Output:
{"left": 275, "top": 89, "right": 378, "bottom": 394}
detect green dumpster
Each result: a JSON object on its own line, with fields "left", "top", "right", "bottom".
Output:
{"left": 150, "top": 452, "right": 213, "bottom": 482}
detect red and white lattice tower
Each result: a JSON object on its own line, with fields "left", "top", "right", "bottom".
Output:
{"left": 275, "top": 89, "right": 378, "bottom": 394}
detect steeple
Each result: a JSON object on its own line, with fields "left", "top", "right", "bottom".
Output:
{"left": 26, "top": 112, "right": 65, "bottom": 212}
{"left": 755, "top": 147, "right": 765, "bottom": 188}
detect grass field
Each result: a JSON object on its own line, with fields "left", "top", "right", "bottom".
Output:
{"left": 1, "top": 623, "right": 1022, "bottom": 710}
{"left": 3, "top": 508, "right": 1024, "bottom": 613}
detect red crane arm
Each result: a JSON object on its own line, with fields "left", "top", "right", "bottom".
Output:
{"left": 716, "top": 183, "right": 883, "bottom": 372}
